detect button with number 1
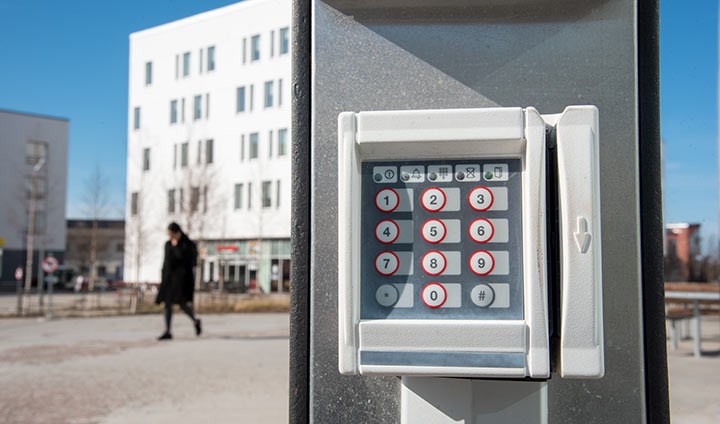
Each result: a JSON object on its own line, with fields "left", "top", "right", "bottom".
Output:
{"left": 421, "top": 187, "right": 446, "bottom": 212}
{"left": 469, "top": 250, "right": 495, "bottom": 276}
{"left": 468, "top": 186, "right": 494, "bottom": 211}
{"left": 375, "top": 188, "right": 400, "bottom": 213}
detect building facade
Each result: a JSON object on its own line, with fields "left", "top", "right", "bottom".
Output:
{"left": 125, "top": 0, "right": 291, "bottom": 293}
{"left": 664, "top": 223, "right": 702, "bottom": 282}
{"left": 0, "top": 109, "right": 68, "bottom": 286}
{"left": 65, "top": 220, "right": 125, "bottom": 282}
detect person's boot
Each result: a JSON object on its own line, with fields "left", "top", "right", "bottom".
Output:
{"left": 158, "top": 332, "right": 172, "bottom": 341}
{"left": 195, "top": 319, "right": 202, "bottom": 336}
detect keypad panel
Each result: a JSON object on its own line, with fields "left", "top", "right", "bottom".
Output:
{"left": 360, "top": 159, "right": 523, "bottom": 320}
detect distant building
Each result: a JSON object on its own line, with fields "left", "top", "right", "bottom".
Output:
{"left": 125, "top": 0, "right": 291, "bottom": 292}
{"left": 664, "top": 223, "right": 702, "bottom": 282}
{"left": 0, "top": 109, "right": 68, "bottom": 285}
{"left": 65, "top": 220, "right": 125, "bottom": 282}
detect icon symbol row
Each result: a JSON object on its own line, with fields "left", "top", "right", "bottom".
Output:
{"left": 375, "top": 186, "right": 494, "bottom": 213}
{"left": 374, "top": 250, "right": 496, "bottom": 276}
{"left": 372, "top": 164, "right": 509, "bottom": 184}
{"left": 375, "top": 218, "right": 496, "bottom": 244}
{"left": 375, "top": 282, "right": 505, "bottom": 309}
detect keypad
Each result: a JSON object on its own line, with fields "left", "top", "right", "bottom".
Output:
{"left": 360, "top": 159, "right": 523, "bottom": 320}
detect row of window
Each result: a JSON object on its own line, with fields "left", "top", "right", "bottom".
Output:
{"left": 168, "top": 93, "right": 211, "bottom": 125}
{"left": 233, "top": 180, "right": 282, "bottom": 211}
{"left": 236, "top": 79, "right": 284, "bottom": 113}
{"left": 141, "top": 27, "right": 289, "bottom": 86}
{"left": 167, "top": 186, "right": 209, "bottom": 214}
{"left": 240, "top": 128, "right": 289, "bottom": 161}
{"left": 172, "top": 139, "right": 214, "bottom": 169}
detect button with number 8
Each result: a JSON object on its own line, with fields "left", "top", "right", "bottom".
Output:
{"left": 421, "top": 219, "right": 446, "bottom": 244}
{"left": 468, "top": 218, "right": 494, "bottom": 243}
{"left": 468, "top": 186, "right": 494, "bottom": 211}
{"left": 421, "top": 187, "right": 447, "bottom": 212}
{"left": 469, "top": 250, "right": 495, "bottom": 276}
{"left": 375, "top": 220, "right": 400, "bottom": 244}
{"left": 375, "top": 251, "right": 400, "bottom": 276}
{"left": 375, "top": 188, "right": 400, "bottom": 213}
{"left": 421, "top": 250, "right": 447, "bottom": 276}
{"left": 421, "top": 283, "right": 447, "bottom": 308}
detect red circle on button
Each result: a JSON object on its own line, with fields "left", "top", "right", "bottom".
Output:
{"left": 374, "top": 251, "right": 400, "bottom": 276}
{"left": 421, "top": 219, "right": 447, "bottom": 244}
{"left": 468, "top": 186, "right": 494, "bottom": 212}
{"left": 420, "top": 187, "right": 447, "bottom": 212}
{"left": 375, "top": 220, "right": 400, "bottom": 244}
{"left": 421, "top": 283, "right": 447, "bottom": 309}
{"left": 375, "top": 188, "right": 400, "bottom": 213}
{"left": 421, "top": 250, "right": 447, "bottom": 276}
{"left": 468, "top": 250, "right": 495, "bottom": 276}
{"left": 468, "top": 218, "right": 495, "bottom": 243}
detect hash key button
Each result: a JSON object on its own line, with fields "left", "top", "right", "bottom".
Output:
{"left": 470, "top": 284, "right": 495, "bottom": 307}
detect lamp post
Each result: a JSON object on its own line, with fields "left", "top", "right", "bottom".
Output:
{"left": 23, "top": 158, "right": 46, "bottom": 315}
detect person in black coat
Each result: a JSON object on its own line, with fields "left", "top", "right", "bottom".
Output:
{"left": 156, "top": 222, "right": 202, "bottom": 340}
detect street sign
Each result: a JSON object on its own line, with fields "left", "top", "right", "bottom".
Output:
{"left": 41, "top": 256, "right": 59, "bottom": 274}
{"left": 15, "top": 267, "right": 23, "bottom": 281}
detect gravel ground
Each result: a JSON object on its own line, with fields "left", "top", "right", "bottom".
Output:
{"left": 0, "top": 313, "right": 289, "bottom": 424}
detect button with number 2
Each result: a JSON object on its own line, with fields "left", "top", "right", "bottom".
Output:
{"left": 421, "top": 187, "right": 446, "bottom": 212}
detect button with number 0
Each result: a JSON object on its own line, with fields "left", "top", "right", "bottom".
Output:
{"left": 421, "top": 283, "right": 447, "bottom": 308}
{"left": 421, "top": 250, "right": 447, "bottom": 276}
{"left": 375, "top": 220, "right": 400, "bottom": 244}
{"left": 375, "top": 251, "right": 400, "bottom": 276}
{"left": 421, "top": 219, "right": 446, "bottom": 244}
{"left": 468, "top": 218, "right": 494, "bottom": 243}
{"left": 469, "top": 250, "right": 495, "bottom": 276}
{"left": 375, "top": 188, "right": 400, "bottom": 212}
{"left": 468, "top": 186, "right": 494, "bottom": 211}
{"left": 421, "top": 187, "right": 447, "bottom": 212}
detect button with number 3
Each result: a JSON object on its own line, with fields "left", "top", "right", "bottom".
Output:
{"left": 468, "top": 186, "right": 494, "bottom": 211}
{"left": 421, "top": 250, "right": 447, "bottom": 276}
{"left": 375, "top": 251, "right": 400, "bottom": 276}
{"left": 421, "top": 187, "right": 446, "bottom": 212}
{"left": 468, "top": 218, "right": 494, "bottom": 243}
{"left": 421, "top": 219, "right": 446, "bottom": 244}
{"left": 375, "top": 188, "right": 400, "bottom": 213}
{"left": 375, "top": 220, "right": 400, "bottom": 244}
{"left": 469, "top": 250, "right": 495, "bottom": 276}
{"left": 422, "top": 283, "right": 447, "bottom": 308}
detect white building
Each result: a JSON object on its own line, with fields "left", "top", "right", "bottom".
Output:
{"left": 125, "top": 0, "right": 291, "bottom": 293}
{"left": 0, "top": 109, "right": 68, "bottom": 285}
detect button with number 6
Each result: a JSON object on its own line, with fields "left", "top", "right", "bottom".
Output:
{"left": 421, "top": 187, "right": 447, "bottom": 212}
{"left": 375, "top": 188, "right": 400, "bottom": 213}
{"left": 421, "top": 283, "right": 447, "bottom": 308}
{"left": 421, "top": 219, "right": 446, "bottom": 244}
{"left": 468, "top": 186, "right": 494, "bottom": 211}
{"left": 468, "top": 218, "right": 494, "bottom": 243}
{"left": 469, "top": 250, "right": 495, "bottom": 276}
{"left": 421, "top": 250, "right": 447, "bottom": 276}
{"left": 375, "top": 251, "right": 400, "bottom": 276}
{"left": 375, "top": 220, "right": 400, "bottom": 244}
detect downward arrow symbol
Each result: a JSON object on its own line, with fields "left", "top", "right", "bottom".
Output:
{"left": 573, "top": 217, "right": 592, "bottom": 254}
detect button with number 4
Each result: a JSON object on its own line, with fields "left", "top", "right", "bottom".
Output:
{"left": 469, "top": 250, "right": 495, "bottom": 276}
{"left": 421, "top": 283, "right": 447, "bottom": 308}
{"left": 421, "top": 187, "right": 446, "bottom": 212}
{"left": 375, "top": 251, "right": 400, "bottom": 276}
{"left": 468, "top": 187, "right": 493, "bottom": 211}
{"left": 468, "top": 218, "right": 494, "bottom": 243}
{"left": 421, "top": 250, "right": 447, "bottom": 276}
{"left": 375, "top": 220, "right": 400, "bottom": 244}
{"left": 375, "top": 188, "right": 400, "bottom": 213}
{"left": 421, "top": 219, "right": 446, "bottom": 244}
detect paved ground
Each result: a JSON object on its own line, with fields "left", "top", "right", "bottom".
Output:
{"left": 0, "top": 313, "right": 289, "bottom": 424}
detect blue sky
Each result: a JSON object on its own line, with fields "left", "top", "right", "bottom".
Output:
{"left": 0, "top": 1, "right": 718, "bottom": 247}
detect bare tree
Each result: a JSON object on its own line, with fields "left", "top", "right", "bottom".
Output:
{"left": 82, "top": 165, "right": 110, "bottom": 291}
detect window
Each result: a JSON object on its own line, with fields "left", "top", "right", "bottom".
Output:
{"left": 278, "top": 128, "right": 288, "bottom": 156}
{"left": 276, "top": 180, "right": 281, "bottom": 208}
{"left": 203, "top": 186, "right": 208, "bottom": 212}
{"left": 170, "top": 100, "right": 178, "bottom": 124}
{"left": 249, "top": 133, "right": 259, "bottom": 159}
{"left": 175, "top": 54, "right": 179, "bottom": 79}
{"left": 206, "top": 139, "right": 214, "bottom": 164}
{"left": 262, "top": 181, "right": 272, "bottom": 208}
{"left": 145, "top": 61, "right": 152, "bottom": 85}
{"left": 236, "top": 86, "right": 246, "bottom": 112}
{"left": 131, "top": 192, "right": 139, "bottom": 215}
{"left": 193, "top": 95, "right": 202, "bottom": 120}
{"left": 183, "top": 52, "right": 190, "bottom": 76}
{"left": 251, "top": 35, "right": 260, "bottom": 61}
{"left": 199, "top": 48, "right": 204, "bottom": 73}
{"left": 197, "top": 140, "right": 202, "bottom": 165}
{"left": 190, "top": 186, "right": 200, "bottom": 212}
{"left": 116, "top": 243, "right": 124, "bottom": 253}
{"left": 234, "top": 183, "right": 243, "bottom": 210}
{"left": 179, "top": 188, "right": 185, "bottom": 212}
{"left": 242, "top": 37, "right": 247, "bottom": 64}
{"left": 133, "top": 107, "right": 140, "bottom": 130}
{"left": 205, "top": 93, "right": 210, "bottom": 118}
{"left": 270, "top": 30, "right": 275, "bottom": 57}
{"left": 264, "top": 80, "right": 274, "bottom": 108}
{"left": 173, "top": 144, "right": 177, "bottom": 169}
{"left": 280, "top": 27, "right": 289, "bottom": 55}
{"left": 240, "top": 135, "right": 245, "bottom": 161}
{"left": 207, "top": 46, "right": 215, "bottom": 71}
{"left": 26, "top": 140, "right": 48, "bottom": 165}
{"left": 249, "top": 84, "right": 254, "bottom": 111}
{"left": 247, "top": 183, "right": 253, "bottom": 209}
{"left": 168, "top": 189, "right": 176, "bottom": 213}
{"left": 142, "top": 148, "right": 150, "bottom": 171}
{"left": 268, "top": 130, "right": 273, "bottom": 157}
{"left": 181, "top": 142, "right": 189, "bottom": 167}
{"left": 278, "top": 78, "right": 283, "bottom": 106}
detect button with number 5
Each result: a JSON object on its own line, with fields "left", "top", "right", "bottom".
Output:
{"left": 375, "top": 188, "right": 400, "bottom": 213}
{"left": 468, "top": 218, "right": 494, "bottom": 243}
{"left": 468, "top": 186, "right": 494, "bottom": 211}
{"left": 421, "top": 283, "right": 447, "bottom": 308}
{"left": 421, "top": 187, "right": 446, "bottom": 212}
{"left": 421, "top": 250, "right": 447, "bottom": 276}
{"left": 421, "top": 219, "right": 446, "bottom": 244}
{"left": 469, "top": 250, "right": 495, "bottom": 276}
{"left": 375, "top": 220, "right": 400, "bottom": 244}
{"left": 375, "top": 251, "right": 400, "bottom": 276}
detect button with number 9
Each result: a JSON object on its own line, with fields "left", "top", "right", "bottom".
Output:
{"left": 468, "top": 218, "right": 494, "bottom": 243}
{"left": 421, "top": 187, "right": 447, "bottom": 212}
{"left": 421, "top": 250, "right": 447, "bottom": 276}
{"left": 421, "top": 219, "right": 446, "bottom": 244}
{"left": 375, "top": 188, "right": 400, "bottom": 212}
{"left": 468, "top": 186, "right": 494, "bottom": 211}
{"left": 469, "top": 250, "right": 495, "bottom": 276}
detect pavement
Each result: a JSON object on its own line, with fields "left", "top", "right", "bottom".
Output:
{"left": 0, "top": 313, "right": 289, "bottom": 424}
